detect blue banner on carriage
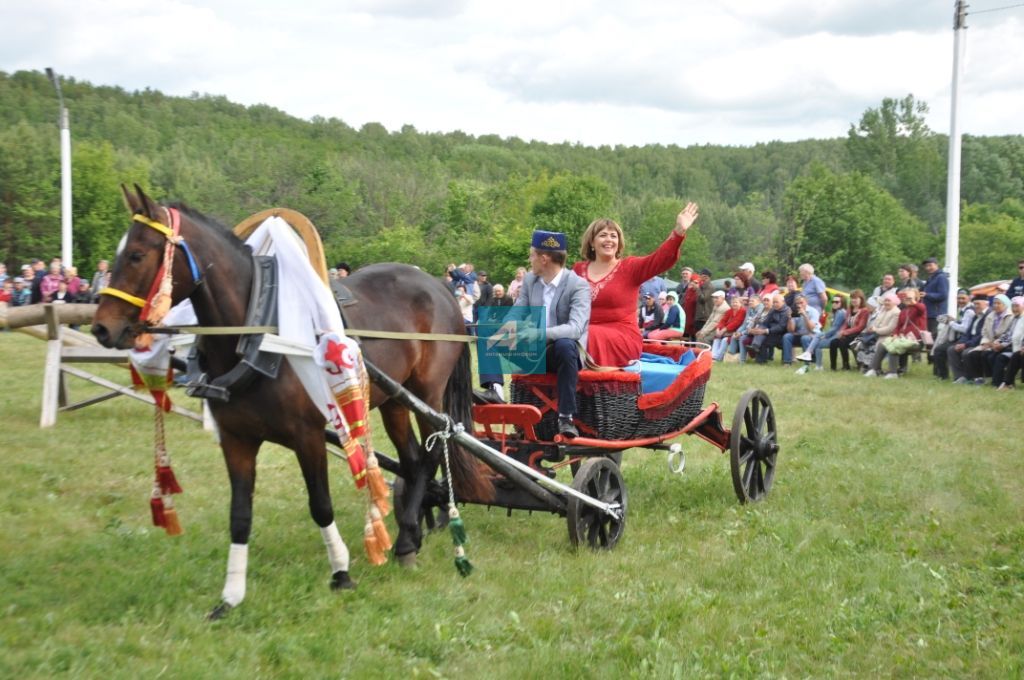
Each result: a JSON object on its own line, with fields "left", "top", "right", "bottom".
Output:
{"left": 476, "top": 306, "right": 546, "bottom": 375}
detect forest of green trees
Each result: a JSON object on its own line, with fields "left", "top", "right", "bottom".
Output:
{"left": 2, "top": 69, "right": 1023, "bottom": 291}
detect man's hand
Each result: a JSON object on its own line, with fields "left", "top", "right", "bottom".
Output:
{"left": 517, "top": 327, "right": 543, "bottom": 345}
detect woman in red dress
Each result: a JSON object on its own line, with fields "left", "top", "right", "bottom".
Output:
{"left": 572, "top": 203, "right": 699, "bottom": 367}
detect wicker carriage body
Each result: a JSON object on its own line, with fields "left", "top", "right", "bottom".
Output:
{"left": 511, "top": 343, "right": 713, "bottom": 441}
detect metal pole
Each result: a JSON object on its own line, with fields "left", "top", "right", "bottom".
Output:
{"left": 944, "top": 1, "right": 968, "bottom": 315}
{"left": 46, "top": 68, "right": 73, "bottom": 268}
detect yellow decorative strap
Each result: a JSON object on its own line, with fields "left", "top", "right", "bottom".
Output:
{"left": 100, "top": 287, "right": 147, "bottom": 308}
{"left": 133, "top": 213, "right": 175, "bottom": 239}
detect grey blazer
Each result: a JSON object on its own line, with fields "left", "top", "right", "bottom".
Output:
{"left": 514, "top": 269, "right": 590, "bottom": 348}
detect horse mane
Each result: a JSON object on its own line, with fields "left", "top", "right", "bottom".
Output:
{"left": 168, "top": 202, "right": 250, "bottom": 256}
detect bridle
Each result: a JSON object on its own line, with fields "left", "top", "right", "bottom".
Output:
{"left": 100, "top": 207, "right": 203, "bottom": 328}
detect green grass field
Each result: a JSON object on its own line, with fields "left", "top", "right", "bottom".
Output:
{"left": 1, "top": 330, "right": 1022, "bottom": 678}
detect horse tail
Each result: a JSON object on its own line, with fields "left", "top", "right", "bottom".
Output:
{"left": 444, "top": 344, "right": 495, "bottom": 503}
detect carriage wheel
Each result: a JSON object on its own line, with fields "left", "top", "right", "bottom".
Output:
{"left": 567, "top": 458, "right": 627, "bottom": 549}
{"left": 729, "top": 389, "right": 779, "bottom": 503}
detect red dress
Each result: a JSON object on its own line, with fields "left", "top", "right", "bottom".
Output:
{"left": 573, "top": 232, "right": 686, "bottom": 367}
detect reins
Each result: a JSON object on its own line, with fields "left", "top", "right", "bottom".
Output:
{"left": 149, "top": 325, "right": 478, "bottom": 343}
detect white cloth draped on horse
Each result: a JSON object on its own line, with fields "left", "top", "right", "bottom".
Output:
{"left": 130, "top": 215, "right": 372, "bottom": 483}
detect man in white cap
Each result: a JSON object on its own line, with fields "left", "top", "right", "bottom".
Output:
{"left": 729, "top": 262, "right": 761, "bottom": 301}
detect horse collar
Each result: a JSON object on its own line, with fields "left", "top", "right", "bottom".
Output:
{"left": 184, "top": 255, "right": 282, "bottom": 402}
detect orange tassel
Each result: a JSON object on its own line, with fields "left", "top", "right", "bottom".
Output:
{"left": 363, "top": 524, "right": 387, "bottom": 566}
{"left": 162, "top": 506, "right": 183, "bottom": 536}
{"left": 150, "top": 496, "right": 166, "bottom": 527}
{"left": 371, "top": 512, "right": 393, "bottom": 551}
{"left": 366, "top": 465, "right": 390, "bottom": 516}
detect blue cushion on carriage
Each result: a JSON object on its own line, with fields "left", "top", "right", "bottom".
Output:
{"left": 624, "top": 350, "right": 696, "bottom": 394}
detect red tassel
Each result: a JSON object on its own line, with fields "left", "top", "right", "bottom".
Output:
{"left": 150, "top": 497, "right": 166, "bottom": 527}
{"left": 157, "top": 465, "right": 183, "bottom": 494}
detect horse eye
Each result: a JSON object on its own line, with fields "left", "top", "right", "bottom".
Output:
{"left": 128, "top": 251, "right": 145, "bottom": 264}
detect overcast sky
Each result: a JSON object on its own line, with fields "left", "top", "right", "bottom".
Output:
{"left": 2, "top": 0, "right": 1022, "bottom": 147}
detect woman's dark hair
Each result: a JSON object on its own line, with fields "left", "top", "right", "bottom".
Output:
{"left": 761, "top": 270, "right": 777, "bottom": 284}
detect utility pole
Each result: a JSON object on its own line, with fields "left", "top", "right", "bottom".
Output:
{"left": 944, "top": 1, "right": 967, "bottom": 315}
{"left": 45, "top": 67, "right": 73, "bottom": 268}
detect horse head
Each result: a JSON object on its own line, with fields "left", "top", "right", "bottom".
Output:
{"left": 92, "top": 184, "right": 203, "bottom": 349}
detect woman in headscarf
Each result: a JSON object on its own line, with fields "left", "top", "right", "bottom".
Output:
{"left": 995, "top": 296, "right": 1024, "bottom": 389}
{"left": 647, "top": 290, "right": 686, "bottom": 341}
{"left": 964, "top": 294, "right": 1014, "bottom": 385}
{"left": 862, "top": 291, "right": 905, "bottom": 376}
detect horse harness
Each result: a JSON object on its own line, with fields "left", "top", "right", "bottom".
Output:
{"left": 184, "top": 255, "right": 284, "bottom": 402}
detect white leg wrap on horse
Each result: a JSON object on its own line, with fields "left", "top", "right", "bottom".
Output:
{"left": 321, "top": 522, "right": 350, "bottom": 573}
{"left": 221, "top": 543, "right": 248, "bottom": 606}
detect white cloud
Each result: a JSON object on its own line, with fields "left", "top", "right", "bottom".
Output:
{"left": 1, "top": 0, "right": 1021, "bottom": 147}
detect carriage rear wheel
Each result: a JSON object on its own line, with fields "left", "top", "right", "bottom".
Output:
{"left": 567, "top": 458, "right": 627, "bottom": 549}
{"left": 729, "top": 389, "right": 779, "bottom": 503}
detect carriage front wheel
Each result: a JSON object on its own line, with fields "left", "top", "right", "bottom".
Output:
{"left": 729, "top": 389, "right": 779, "bottom": 503}
{"left": 567, "top": 458, "right": 627, "bottom": 549}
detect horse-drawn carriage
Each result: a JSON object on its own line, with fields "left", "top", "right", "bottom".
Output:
{"left": 365, "top": 338, "right": 779, "bottom": 551}
{"left": 93, "top": 189, "right": 779, "bottom": 616}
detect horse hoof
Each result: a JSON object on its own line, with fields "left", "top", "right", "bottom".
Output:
{"left": 206, "top": 602, "right": 232, "bottom": 621}
{"left": 330, "top": 571, "right": 356, "bottom": 591}
{"left": 396, "top": 551, "right": 418, "bottom": 568}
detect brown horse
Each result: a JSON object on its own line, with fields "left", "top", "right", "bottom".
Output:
{"left": 92, "top": 186, "right": 492, "bottom": 619}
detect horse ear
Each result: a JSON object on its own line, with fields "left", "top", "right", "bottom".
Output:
{"left": 133, "top": 183, "right": 159, "bottom": 218}
{"left": 121, "top": 183, "right": 142, "bottom": 214}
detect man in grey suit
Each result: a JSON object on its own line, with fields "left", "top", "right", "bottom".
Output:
{"left": 514, "top": 230, "right": 591, "bottom": 438}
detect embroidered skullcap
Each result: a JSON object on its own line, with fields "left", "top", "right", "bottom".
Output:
{"left": 1011, "top": 296, "right": 1024, "bottom": 308}
{"left": 883, "top": 292, "right": 901, "bottom": 305}
{"left": 531, "top": 230, "right": 567, "bottom": 252}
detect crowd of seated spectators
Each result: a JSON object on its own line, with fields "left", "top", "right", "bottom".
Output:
{"left": 646, "top": 258, "right": 1024, "bottom": 391}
